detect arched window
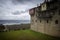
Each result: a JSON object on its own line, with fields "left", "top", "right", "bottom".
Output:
{"left": 47, "top": 20, "right": 49, "bottom": 23}
{"left": 40, "top": 20, "right": 41, "bottom": 23}
{"left": 55, "top": 20, "right": 58, "bottom": 24}
{"left": 35, "top": 20, "right": 37, "bottom": 22}
{"left": 59, "top": 10, "right": 60, "bottom": 15}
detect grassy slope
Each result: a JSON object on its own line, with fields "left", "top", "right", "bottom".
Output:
{"left": 0, "top": 30, "right": 60, "bottom": 40}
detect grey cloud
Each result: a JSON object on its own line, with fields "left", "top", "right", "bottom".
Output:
{"left": 0, "top": 0, "right": 44, "bottom": 20}
{"left": 12, "top": 10, "right": 29, "bottom": 15}
{"left": 12, "top": 0, "right": 44, "bottom": 5}
{"left": 12, "top": 11, "right": 21, "bottom": 15}
{"left": 12, "top": 0, "right": 31, "bottom": 5}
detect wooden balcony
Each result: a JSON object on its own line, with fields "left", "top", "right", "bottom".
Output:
{"left": 37, "top": 12, "right": 53, "bottom": 20}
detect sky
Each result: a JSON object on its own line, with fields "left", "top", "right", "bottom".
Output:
{"left": 0, "top": 0, "right": 44, "bottom": 20}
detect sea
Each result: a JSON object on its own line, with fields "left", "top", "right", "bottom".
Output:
{"left": 0, "top": 20, "right": 30, "bottom": 25}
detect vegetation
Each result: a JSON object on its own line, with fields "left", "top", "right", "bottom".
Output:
{"left": 0, "top": 30, "right": 60, "bottom": 40}
{"left": 0, "top": 24, "right": 5, "bottom": 31}
{"left": 5, "top": 24, "right": 30, "bottom": 30}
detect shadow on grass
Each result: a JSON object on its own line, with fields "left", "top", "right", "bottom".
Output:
{"left": 0, "top": 30, "right": 60, "bottom": 40}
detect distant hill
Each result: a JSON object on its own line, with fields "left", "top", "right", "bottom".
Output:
{"left": 0, "top": 20, "right": 30, "bottom": 25}
{"left": 5, "top": 24, "right": 30, "bottom": 30}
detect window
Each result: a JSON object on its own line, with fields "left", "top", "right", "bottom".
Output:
{"left": 47, "top": 20, "right": 48, "bottom": 23}
{"left": 59, "top": 10, "right": 60, "bottom": 15}
{"left": 40, "top": 20, "right": 41, "bottom": 23}
{"left": 55, "top": 20, "right": 58, "bottom": 24}
{"left": 35, "top": 20, "right": 37, "bottom": 22}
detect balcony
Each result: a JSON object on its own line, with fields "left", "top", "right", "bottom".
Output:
{"left": 37, "top": 12, "right": 53, "bottom": 20}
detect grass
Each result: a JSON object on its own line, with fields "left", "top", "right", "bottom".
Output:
{"left": 0, "top": 30, "right": 60, "bottom": 40}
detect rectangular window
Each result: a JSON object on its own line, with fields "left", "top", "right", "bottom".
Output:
{"left": 59, "top": 10, "right": 60, "bottom": 15}
{"left": 55, "top": 20, "right": 58, "bottom": 24}
{"left": 47, "top": 20, "right": 48, "bottom": 23}
{"left": 35, "top": 20, "right": 37, "bottom": 22}
{"left": 40, "top": 20, "right": 41, "bottom": 23}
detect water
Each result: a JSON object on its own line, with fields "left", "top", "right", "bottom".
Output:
{"left": 0, "top": 20, "right": 30, "bottom": 25}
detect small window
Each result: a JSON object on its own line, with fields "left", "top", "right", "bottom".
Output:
{"left": 47, "top": 20, "right": 48, "bottom": 23}
{"left": 35, "top": 20, "right": 37, "bottom": 22}
{"left": 59, "top": 10, "right": 60, "bottom": 15}
{"left": 40, "top": 20, "right": 41, "bottom": 23}
{"left": 55, "top": 20, "right": 58, "bottom": 24}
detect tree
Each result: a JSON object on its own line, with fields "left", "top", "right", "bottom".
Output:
{"left": 0, "top": 24, "right": 5, "bottom": 32}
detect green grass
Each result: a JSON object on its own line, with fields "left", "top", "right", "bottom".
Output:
{"left": 0, "top": 30, "right": 60, "bottom": 40}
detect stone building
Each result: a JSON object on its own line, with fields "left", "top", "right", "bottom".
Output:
{"left": 29, "top": 0, "right": 60, "bottom": 37}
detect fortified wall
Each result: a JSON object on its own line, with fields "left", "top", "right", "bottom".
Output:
{"left": 29, "top": 0, "right": 60, "bottom": 37}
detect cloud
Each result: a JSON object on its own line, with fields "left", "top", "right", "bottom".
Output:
{"left": 12, "top": 0, "right": 31, "bottom": 5}
{"left": 12, "top": 0, "right": 44, "bottom": 5}
{"left": 0, "top": 0, "right": 44, "bottom": 20}
{"left": 0, "top": 12, "right": 30, "bottom": 20}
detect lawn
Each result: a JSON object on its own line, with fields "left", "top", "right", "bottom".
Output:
{"left": 0, "top": 30, "right": 60, "bottom": 40}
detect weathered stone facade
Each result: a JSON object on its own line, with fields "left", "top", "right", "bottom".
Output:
{"left": 29, "top": 0, "right": 60, "bottom": 37}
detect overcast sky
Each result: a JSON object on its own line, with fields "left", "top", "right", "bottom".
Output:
{"left": 0, "top": 0, "right": 44, "bottom": 20}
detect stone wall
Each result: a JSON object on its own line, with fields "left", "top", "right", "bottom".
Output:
{"left": 30, "top": 9, "right": 60, "bottom": 37}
